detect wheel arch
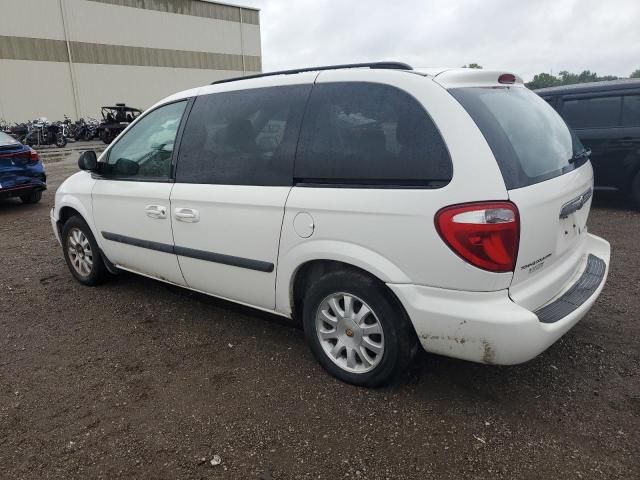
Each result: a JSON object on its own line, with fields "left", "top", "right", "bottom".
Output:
{"left": 56, "top": 202, "right": 92, "bottom": 237}
{"left": 287, "top": 259, "right": 412, "bottom": 327}
{"left": 54, "top": 190, "right": 101, "bottom": 250}
{"left": 276, "top": 240, "right": 412, "bottom": 318}
{"left": 56, "top": 202, "right": 118, "bottom": 274}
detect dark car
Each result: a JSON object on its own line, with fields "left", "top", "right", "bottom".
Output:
{"left": 535, "top": 79, "right": 640, "bottom": 207}
{"left": 0, "top": 131, "right": 46, "bottom": 204}
{"left": 97, "top": 104, "right": 142, "bottom": 144}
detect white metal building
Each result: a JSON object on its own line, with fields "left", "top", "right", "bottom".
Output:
{"left": 0, "top": 0, "right": 261, "bottom": 122}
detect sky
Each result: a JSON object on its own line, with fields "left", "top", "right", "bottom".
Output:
{"left": 237, "top": 0, "right": 640, "bottom": 81}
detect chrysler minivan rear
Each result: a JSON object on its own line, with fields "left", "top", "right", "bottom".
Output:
{"left": 391, "top": 70, "right": 610, "bottom": 365}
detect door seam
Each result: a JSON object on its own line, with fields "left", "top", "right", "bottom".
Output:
{"left": 168, "top": 182, "right": 190, "bottom": 287}
{"left": 273, "top": 186, "right": 294, "bottom": 311}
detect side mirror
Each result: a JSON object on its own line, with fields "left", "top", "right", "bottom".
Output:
{"left": 78, "top": 151, "right": 98, "bottom": 171}
{"left": 113, "top": 158, "right": 140, "bottom": 176}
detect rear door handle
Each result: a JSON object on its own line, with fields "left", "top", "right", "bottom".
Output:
{"left": 175, "top": 207, "right": 200, "bottom": 223}
{"left": 145, "top": 205, "right": 167, "bottom": 219}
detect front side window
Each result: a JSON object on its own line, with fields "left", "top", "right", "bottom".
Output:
{"left": 451, "top": 86, "right": 585, "bottom": 189}
{"left": 295, "top": 82, "right": 452, "bottom": 186}
{"left": 175, "top": 85, "right": 311, "bottom": 186}
{"left": 103, "top": 101, "right": 187, "bottom": 179}
{"left": 562, "top": 96, "right": 622, "bottom": 129}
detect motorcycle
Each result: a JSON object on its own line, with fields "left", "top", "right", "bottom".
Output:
{"left": 73, "top": 117, "right": 99, "bottom": 141}
{"left": 22, "top": 118, "right": 67, "bottom": 148}
{"left": 61, "top": 115, "right": 77, "bottom": 141}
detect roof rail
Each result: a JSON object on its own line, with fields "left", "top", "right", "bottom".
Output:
{"left": 210, "top": 61, "right": 413, "bottom": 85}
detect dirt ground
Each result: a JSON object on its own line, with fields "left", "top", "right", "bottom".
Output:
{"left": 1, "top": 156, "right": 638, "bottom": 480}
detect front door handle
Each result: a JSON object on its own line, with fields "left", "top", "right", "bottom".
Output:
{"left": 145, "top": 205, "right": 167, "bottom": 219}
{"left": 175, "top": 207, "right": 200, "bottom": 223}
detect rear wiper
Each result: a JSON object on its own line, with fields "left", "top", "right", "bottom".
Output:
{"left": 568, "top": 148, "right": 591, "bottom": 164}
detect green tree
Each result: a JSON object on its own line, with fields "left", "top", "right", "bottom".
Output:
{"left": 462, "top": 63, "right": 483, "bottom": 69}
{"left": 526, "top": 69, "right": 620, "bottom": 89}
{"left": 631, "top": 69, "right": 640, "bottom": 78}
{"left": 525, "top": 72, "right": 560, "bottom": 89}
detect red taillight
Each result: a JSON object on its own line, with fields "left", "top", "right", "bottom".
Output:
{"left": 498, "top": 73, "right": 516, "bottom": 84}
{"left": 29, "top": 147, "right": 39, "bottom": 163}
{"left": 435, "top": 202, "right": 520, "bottom": 273}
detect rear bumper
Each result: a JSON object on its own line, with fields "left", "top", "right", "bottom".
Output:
{"left": 388, "top": 233, "right": 610, "bottom": 365}
{"left": 0, "top": 167, "right": 46, "bottom": 198}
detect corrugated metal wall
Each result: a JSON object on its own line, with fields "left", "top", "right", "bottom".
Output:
{"left": 87, "top": 0, "right": 260, "bottom": 24}
{"left": 0, "top": 0, "right": 261, "bottom": 122}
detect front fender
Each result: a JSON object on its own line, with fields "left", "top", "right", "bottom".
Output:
{"left": 275, "top": 239, "right": 411, "bottom": 316}
{"left": 52, "top": 171, "right": 98, "bottom": 244}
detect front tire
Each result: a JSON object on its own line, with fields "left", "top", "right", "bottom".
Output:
{"left": 61, "top": 215, "right": 108, "bottom": 286}
{"left": 302, "top": 270, "right": 418, "bottom": 387}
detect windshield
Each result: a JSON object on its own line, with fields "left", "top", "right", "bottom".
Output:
{"left": 450, "top": 86, "right": 585, "bottom": 189}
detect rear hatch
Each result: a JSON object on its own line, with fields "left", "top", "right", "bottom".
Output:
{"left": 450, "top": 83, "right": 594, "bottom": 310}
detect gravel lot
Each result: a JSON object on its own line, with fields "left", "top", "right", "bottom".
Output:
{"left": 1, "top": 156, "right": 638, "bottom": 480}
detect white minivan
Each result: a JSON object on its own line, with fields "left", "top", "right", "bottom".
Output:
{"left": 51, "top": 63, "right": 610, "bottom": 386}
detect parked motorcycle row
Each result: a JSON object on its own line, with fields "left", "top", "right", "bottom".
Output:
{"left": 0, "top": 116, "right": 100, "bottom": 148}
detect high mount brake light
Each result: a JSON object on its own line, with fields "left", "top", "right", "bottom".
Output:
{"left": 436, "top": 202, "right": 520, "bottom": 273}
{"left": 498, "top": 73, "right": 516, "bottom": 84}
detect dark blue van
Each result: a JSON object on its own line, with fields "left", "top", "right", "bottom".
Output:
{"left": 535, "top": 79, "right": 640, "bottom": 208}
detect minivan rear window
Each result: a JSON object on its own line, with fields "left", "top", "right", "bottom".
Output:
{"left": 451, "top": 86, "right": 585, "bottom": 189}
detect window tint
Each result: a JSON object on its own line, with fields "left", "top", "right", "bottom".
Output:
{"left": 104, "top": 101, "right": 187, "bottom": 179}
{"left": 562, "top": 96, "right": 621, "bottom": 129}
{"left": 451, "top": 86, "right": 584, "bottom": 190}
{"left": 175, "top": 85, "right": 311, "bottom": 186}
{"left": 295, "top": 82, "right": 452, "bottom": 186}
{"left": 622, "top": 95, "right": 640, "bottom": 126}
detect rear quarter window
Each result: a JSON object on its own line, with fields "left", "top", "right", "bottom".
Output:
{"left": 295, "top": 82, "right": 452, "bottom": 187}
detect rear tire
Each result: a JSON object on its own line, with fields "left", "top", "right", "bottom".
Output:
{"left": 56, "top": 133, "right": 67, "bottom": 148}
{"left": 302, "top": 269, "right": 418, "bottom": 387}
{"left": 20, "top": 190, "right": 42, "bottom": 204}
{"left": 61, "top": 215, "right": 109, "bottom": 286}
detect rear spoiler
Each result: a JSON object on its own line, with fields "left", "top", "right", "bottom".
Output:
{"left": 428, "top": 69, "right": 524, "bottom": 89}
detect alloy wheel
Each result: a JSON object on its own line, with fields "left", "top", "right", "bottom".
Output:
{"left": 67, "top": 227, "right": 93, "bottom": 277}
{"left": 315, "top": 292, "right": 385, "bottom": 374}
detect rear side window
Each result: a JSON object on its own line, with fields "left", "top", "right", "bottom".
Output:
{"left": 451, "top": 86, "right": 584, "bottom": 190}
{"left": 622, "top": 95, "right": 640, "bottom": 126}
{"left": 562, "top": 96, "right": 622, "bottom": 129}
{"left": 176, "top": 85, "right": 311, "bottom": 186}
{"left": 295, "top": 82, "right": 452, "bottom": 187}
